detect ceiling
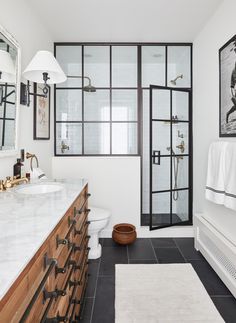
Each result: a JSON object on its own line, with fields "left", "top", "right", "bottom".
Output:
{"left": 26, "top": 0, "right": 223, "bottom": 42}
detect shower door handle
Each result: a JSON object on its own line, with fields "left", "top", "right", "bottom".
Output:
{"left": 152, "top": 150, "right": 160, "bottom": 165}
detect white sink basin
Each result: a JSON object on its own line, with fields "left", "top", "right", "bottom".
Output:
{"left": 15, "top": 183, "right": 63, "bottom": 195}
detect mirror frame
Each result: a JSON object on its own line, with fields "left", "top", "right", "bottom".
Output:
{"left": 0, "top": 24, "right": 21, "bottom": 157}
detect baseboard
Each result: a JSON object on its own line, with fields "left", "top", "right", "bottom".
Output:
{"left": 100, "top": 226, "right": 194, "bottom": 238}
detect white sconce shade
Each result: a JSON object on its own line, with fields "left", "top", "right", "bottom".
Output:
{"left": 22, "top": 50, "right": 66, "bottom": 84}
{"left": 0, "top": 50, "right": 15, "bottom": 83}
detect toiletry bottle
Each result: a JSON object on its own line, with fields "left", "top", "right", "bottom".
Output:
{"left": 13, "top": 158, "right": 23, "bottom": 179}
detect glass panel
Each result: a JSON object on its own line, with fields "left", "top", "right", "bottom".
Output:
{"left": 172, "top": 90, "right": 189, "bottom": 121}
{"left": 152, "top": 89, "right": 170, "bottom": 120}
{"left": 152, "top": 121, "right": 170, "bottom": 156}
{"left": 112, "top": 46, "right": 137, "bottom": 87}
{"left": 142, "top": 90, "right": 150, "bottom": 214}
{"left": 0, "top": 120, "right": 2, "bottom": 148}
{"left": 142, "top": 46, "right": 165, "bottom": 87}
{"left": 84, "top": 46, "right": 110, "bottom": 88}
{"left": 4, "top": 120, "right": 15, "bottom": 148}
{"left": 56, "top": 90, "right": 82, "bottom": 121}
{"left": 168, "top": 46, "right": 191, "bottom": 88}
{"left": 172, "top": 156, "right": 189, "bottom": 190}
{"left": 56, "top": 46, "right": 82, "bottom": 87}
{"left": 56, "top": 123, "right": 82, "bottom": 154}
{"left": 151, "top": 192, "right": 171, "bottom": 226}
{"left": 172, "top": 190, "right": 189, "bottom": 223}
{"left": 112, "top": 90, "right": 137, "bottom": 121}
{"left": 152, "top": 157, "right": 170, "bottom": 192}
{"left": 172, "top": 122, "right": 188, "bottom": 155}
{"left": 84, "top": 123, "right": 110, "bottom": 154}
{"left": 84, "top": 90, "right": 110, "bottom": 121}
{"left": 112, "top": 123, "right": 137, "bottom": 154}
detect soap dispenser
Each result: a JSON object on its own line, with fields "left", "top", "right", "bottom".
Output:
{"left": 13, "top": 159, "right": 23, "bottom": 179}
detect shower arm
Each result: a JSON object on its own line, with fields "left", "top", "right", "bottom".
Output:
{"left": 67, "top": 75, "right": 92, "bottom": 86}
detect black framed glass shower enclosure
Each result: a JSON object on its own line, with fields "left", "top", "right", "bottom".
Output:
{"left": 149, "top": 85, "right": 192, "bottom": 230}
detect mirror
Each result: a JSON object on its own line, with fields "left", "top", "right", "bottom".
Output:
{"left": 0, "top": 25, "right": 20, "bottom": 156}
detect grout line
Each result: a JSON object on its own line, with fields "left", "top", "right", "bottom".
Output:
{"left": 149, "top": 238, "right": 159, "bottom": 263}
{"left": 89, "top": 256, "right": 102, "bottom": 323}
{"left": 127, "top": 245, "right": 130, "bottom": 264}
{"left": 173, "top": 239, "right": 188, "bottom": 262}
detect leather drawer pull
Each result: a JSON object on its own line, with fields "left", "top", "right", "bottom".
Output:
{"left": 43, "top": 288, "right": 66, "bottom": 304}
{"left": 74, "top": 193, "right": 91, "bottom": 216}
{"left": 43, "top": 316, "right": 67, "bottom": 323}
{"left": 68, "top": 217, "right": 76, "bottom": 227}
{"left": 74, "top": 273, "right": 89, "bottom": 321}
{"left": 20, "top": 255, "right": 57, "bottom": 323}
{"left": 56, "top": 235, "right": 68, "bottom": 248}
{"left": 55, "top": 242, "right": 75, "bottom": 277}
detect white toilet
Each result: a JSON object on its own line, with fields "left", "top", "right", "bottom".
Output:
{"left": 88, "top": 207, "right": 111, "bottom": 259}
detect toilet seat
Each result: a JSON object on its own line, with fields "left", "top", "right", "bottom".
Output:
{"left": 88, "top": 207, "right": 111, "bottom": 221}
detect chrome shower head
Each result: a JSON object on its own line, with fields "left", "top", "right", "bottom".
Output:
{"left": 170, "top": 74, "right": 183, "bottom": 86}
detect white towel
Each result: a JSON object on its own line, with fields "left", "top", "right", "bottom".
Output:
{"left": 224, "top": 142, "right": 236, "bottom": 211}
{"left": 30, "top": 167, "right": 47, "bottom": 180}
{"left": 205, "top": 141, "right": 228, "bottom": 204}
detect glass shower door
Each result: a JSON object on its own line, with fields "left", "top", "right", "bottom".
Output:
{"left": 149, "top": 85, "right": 192, "bottom": 230}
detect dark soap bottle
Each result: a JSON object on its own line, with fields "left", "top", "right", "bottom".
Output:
{"left": 13, "top": 158, "right": 23, "bottom": 179}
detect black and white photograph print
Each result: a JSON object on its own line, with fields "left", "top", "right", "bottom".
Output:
{"left": 219, "top": 34, "right": 236, "bottom": 136}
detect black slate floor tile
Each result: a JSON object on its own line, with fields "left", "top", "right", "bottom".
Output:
{"left": 85, "top": 259, "right": 100, "bottom": 297}
{"left": 129, "top": 259, "right": 158, "bottom": 264}
{"left": 99, "top": 246, "right": 128, "bottom": 276}
{"left": 211, "top": 296, "right": 236, "bottom": 323}
{"left": 128, "top": 238, "right": 156, "bottom": 260}
{"left": 174, "top": 238, "right": 203, "bottom": 260}
{"left": 151, "top": 238, "right": 177, "bottom": 248}
{"left": 154, "top": 247, "right": 186, "bottom": 263}
{"left": 103, "top": 238, "right": 126, "bottom": 248}
{"left": 92, "top": 276, "right": 115, "bottom": 323}
{"left": 79, "top": 297, "right": 94, "bottom": 323}
{"left": 190, "top": 260, "right": 232, "bottom": 296}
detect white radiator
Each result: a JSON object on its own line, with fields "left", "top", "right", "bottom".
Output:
{"left": 194, "top": 213, "right": 236, "bottom": 297}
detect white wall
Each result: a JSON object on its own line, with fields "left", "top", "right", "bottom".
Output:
{"left": 0, "top": 0, "right": 53, "bottom": 179}
{"left": 193, "top": 0, "right": 236, "bottom": 221}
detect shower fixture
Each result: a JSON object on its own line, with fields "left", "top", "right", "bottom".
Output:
{"left": 176, "top": 140, "right": 185, "bottom": 154}
{"left": 170, "top": 74, "right": 183, "bottom": 86}
{"left": 67, "top": 75, "right": 96, "bottom": 92}
{"left": 166, "top": 146, "right": 183, "bottom": 201}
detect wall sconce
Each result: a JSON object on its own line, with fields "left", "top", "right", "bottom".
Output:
{"left": 0, "top": 49, "right": 16, "bottom": 106}
{"left": 21, "top": 50, "right": 66, "bottom": 106}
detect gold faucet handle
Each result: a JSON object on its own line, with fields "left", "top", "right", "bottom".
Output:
{"left": 4, "top": 176, "right": 12, "bottom": 188}
{"left": 0, "top": 180, "right": 5, "bottom": 192}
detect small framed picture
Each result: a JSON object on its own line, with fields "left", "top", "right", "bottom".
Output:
{"left": 33, "top": 83, "right": 50, "bottom": 140}
{"left": 219, "top": 34, "right": 236, "bottom": 136}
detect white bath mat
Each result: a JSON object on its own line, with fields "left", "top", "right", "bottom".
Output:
{"left": 115, "top": 264, "right": 224, "bottom": 323}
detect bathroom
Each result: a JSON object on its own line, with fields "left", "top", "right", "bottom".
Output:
{"left": 0, "top": 0, "right": 236, "bottom": 322}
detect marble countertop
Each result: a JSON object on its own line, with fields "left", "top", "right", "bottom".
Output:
{"left": 0, "top": 178, "right": 87, "bottom": 300}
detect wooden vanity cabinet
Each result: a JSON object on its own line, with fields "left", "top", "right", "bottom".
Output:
{"left": 0, "top": 184, "right": 90, "bottom": 323}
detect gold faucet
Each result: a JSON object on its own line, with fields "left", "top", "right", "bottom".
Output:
{"left": 2, "top": 176, "right": 29, "bottom": 190}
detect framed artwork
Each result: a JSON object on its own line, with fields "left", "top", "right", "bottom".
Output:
{"left": 219, "top": 34, "right": 236, "bottom": 136}
{"left": 33, "top": 83, "right": 50, "bottom": 140}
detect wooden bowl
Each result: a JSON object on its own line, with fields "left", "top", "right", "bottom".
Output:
{"left": 112, "top": 223, "right": 137, "bottom": 245}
